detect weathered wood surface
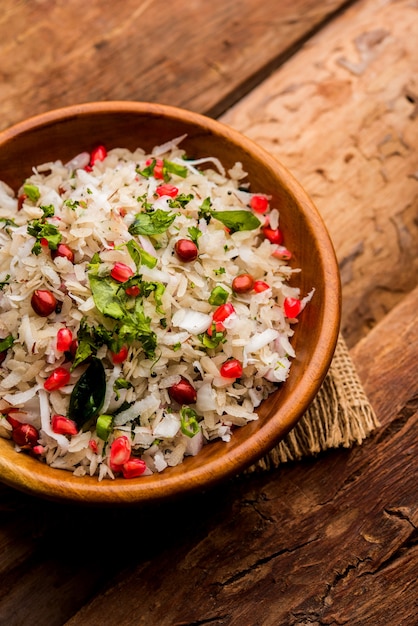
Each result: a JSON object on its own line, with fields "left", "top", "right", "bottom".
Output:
{"left": 223, "top": 0, "right": 418, "bottom": 348}
{"left": 1, "top": 0, "right": 417, "bottom": 624}
{"left": 0, "top": 0, "right": 352, "bottom": 131}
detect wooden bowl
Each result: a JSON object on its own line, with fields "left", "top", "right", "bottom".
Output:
{"left": 0, "top": 102, "right": 341, "bottom": 504}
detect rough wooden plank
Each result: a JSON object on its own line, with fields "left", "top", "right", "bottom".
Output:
{"left": 60, "top": 291, "right": 418, "bottom": 625}
{"left": 0, "top": 0, "right": 353, "bottom": 130}
{"left": 221, "top": 0, "right": 418, "bottom": 347}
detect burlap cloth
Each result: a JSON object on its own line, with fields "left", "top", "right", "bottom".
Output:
{"left": 250, "top": 334, "right": 380, "bottom": 471}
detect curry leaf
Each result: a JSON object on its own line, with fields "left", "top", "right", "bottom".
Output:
{"left": 68, "top": 358, "right": 106, "bottom": 429}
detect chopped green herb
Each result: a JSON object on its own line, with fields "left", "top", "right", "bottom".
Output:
{"left": 187, "top": 226, "right": 202, "bottom": 246}
{"left": 40, "top": 204, "right": 55, "bottom": 218}
{"left": 128, "top": 209, "right": 176, "bottom": 236}
{"left": 198, "top": 198, "right": 261, "bottom": 233}
{"left": 64, "top": 199, "right": 80, "bottom": 210}
{"left": 125, "top": 239, "right": 157, "bottom": 269}
{"left": 213, "top": 267, "right": 225, "bottom": 275}
{"left": 211, "top": 210, "right": 261, "bottom": 233}
{"left": 27, "top": 219, "right": 62, "bottom": 254}
{"left": 169, "top": 193, "right": 194, "bottom": 209}
{"left": 164, "top": 160, "right": 188, "bottom": 178}
{"left": 198, "top": 197, "right": 213, "bottom": 223}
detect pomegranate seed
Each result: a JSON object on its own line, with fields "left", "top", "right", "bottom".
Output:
{"left": 145, "top": 157, "right": 164, "bottom": 179}
{"left": 250, "top": 195, "right": 269, "bottom": 214}
{"left": 17, "top": 193, "right": 27, "bottom": 211}
{"left": 156, "top": 184, "right": 178, "bottom": 198}
{"left": 56, "top": 328, "right": 73, "bottom": 352}
{"left": 253, "top": 280, "right": 270, "bottom": 293}
{"left": 111, "top": 345, "right": 129, "bottom": 364}
{"left": 272, "top": 246, "right": 292, "bottom": 261}
{"left": 263, "top": 225, "right": 283, "bottom": 245}
{"left": 51, "top": 414, "right": 78, "bottom": 436}
{"left": 52, "top": 243, "right": 74, "bottom": 263}
{"left": 32, "top": 444, "right": 45, "bottom": 455}
{"left": 31, "top": 289, "right": 58, "bottom": 316}
{"left": 220, "top": 358, "right": 243, "bottom": 379}
{"left": 40, "top": 237, "right": 49, "bottom": 247}
{"left": 232, "top": 273, "right": 254, "bottom": 294}
{"left": 110, "top": 262, "right": 134, "bottom": 283}
{"left": 89, "top": 145, "right": 107, "bottom": 166}
{"left": 89, "top": 439, "right": 99, "bottom": 454}
{"left": 11, "top": 423, "right": 39, "bottom": 448}
{"left": 119, "top": 207, "right": 127, "bottom": 217}
{"left": 44, "top": 367, "right": 70, "bottom": 391}
{"left": 110, "top": 436, "right": 131, "bottom": 469}
{"left": 69, "top": 339, "right": 78, "bottom": 358}
{"left": 5, "top": 412, "right": 22, "bottom": 429}
{"left": 174, "top": 239, "right": 198, "bottom": 262}
{"left": 122, "top": 457, "right": 147, "bottom": 478}
{"left": 168, "top": 377, "right": 197, "bottom": 405}
{"left": 283, "top": 297, "right": 302, "bottom": 318}
{"left": 212, "top": 302, "right": 235, "bottom": 323}
{"left": 125, "top": 285, "right": 140, "bottom": 297}
{"left": 207, "top": 321, "right": 225, "bottom": 336}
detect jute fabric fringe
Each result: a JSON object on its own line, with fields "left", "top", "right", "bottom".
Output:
{"left": 250, "top": 334, "right": 380, "bottom": 472}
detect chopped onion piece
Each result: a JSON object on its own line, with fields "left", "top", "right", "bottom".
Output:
{"left": 172, "top": 309, "right": 212, "bottom": 334}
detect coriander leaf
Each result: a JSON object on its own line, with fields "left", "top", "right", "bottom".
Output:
{"left": 187, "top": 226, "right": 202, "bottom": 246}
{"left": 126, "top": 239, "right": 157, "bottom": 269}
{"left": 141, "top": 281, "right": 165, "bottom": 314}
{"left": 198, "top": 197, "right": 213, "bottom": 223}
{"left": 27, "top": 219, "right": 62, "bottom": 253}
{"left": 211, "top": 210, "right": 261, "bottom": 233}
{"left": 169, "top": 193, "right": 194, "bottom": 209}
{"left": 136, "top": 160, "right": 157, "bottom": 178}
{"left": 40, "top": 204, "right": 55, "bottom": 218}
{"left": 64, "top": 199, "right": 80, "bottom": 210}
{"left": 118, "top": 299, "right": 157, "bottom": 358}
{"left": 128, "top": 209, "right": 176, "bottom": 236}
{"left": 164, "top": 160, "right": 188, "bottom": 178}
{"left": 71, "top": 319, "right": 112, "bottom": 370}
{"left": 88, "top": 274, "right": 126, "bottom": 319}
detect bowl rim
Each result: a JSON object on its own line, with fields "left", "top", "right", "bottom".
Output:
{"left": 0, "top": 101, "right": 341, "bottom": 504}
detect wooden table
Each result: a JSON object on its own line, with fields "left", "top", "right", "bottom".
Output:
{"left": 1, "top": 1, "right": 417, "bottom": 624}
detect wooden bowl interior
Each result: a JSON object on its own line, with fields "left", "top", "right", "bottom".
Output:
{"left": 0, "top": 102, "right": 340, "bottom": 503}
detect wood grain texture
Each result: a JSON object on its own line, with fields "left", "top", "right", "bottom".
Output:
{"left": 222, "top": 0, "right": 418, "bottom": 347}
{"left": 0, "top": 0, "right": 352, "bottom": 129}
